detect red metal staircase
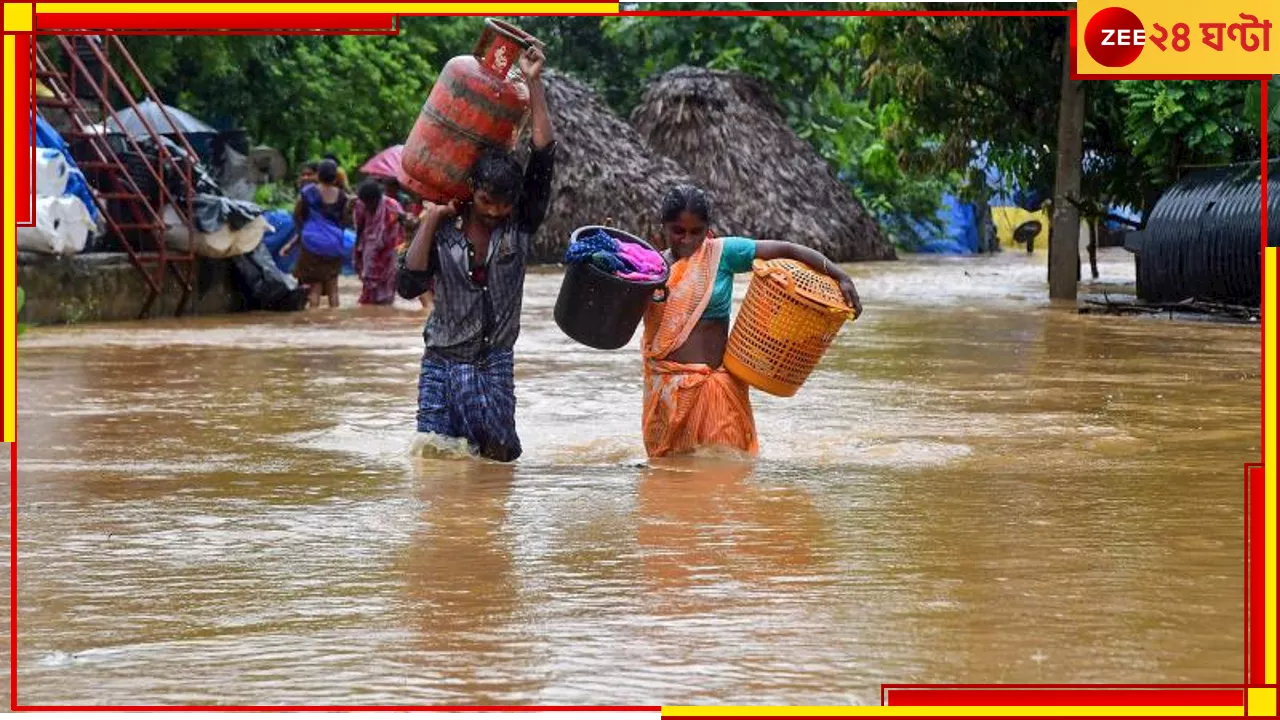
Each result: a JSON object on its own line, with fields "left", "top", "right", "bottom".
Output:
{"left": 33, "top": 36, "right": 200, "bottom": 318}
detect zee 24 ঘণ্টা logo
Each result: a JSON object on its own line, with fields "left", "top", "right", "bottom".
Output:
{"left": 1084, "top": 6, "right": 1273, "bottom": 67}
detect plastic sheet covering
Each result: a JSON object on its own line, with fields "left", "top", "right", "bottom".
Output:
{"left": 915, "top": 195, "right": 980, "bottom": 254}
{"left": 261, "top": 209, "right": 298, "bottom": 273}
{"left": 231, "top": 243, "right": 308, "bottom": 311}
{"left": 18, "top": 195, "right": 94, "bottom": 255}
{"left": 33, "top": 114, "right": 99, "bottom": 221}
{"left": 163, "top": 205, "right": 267, "bottom": 258}
{"left": 190, "top": 193, "right": 263, "bottom": 233}
{"left": 35, "top": 149, "right": 69, "bottom": 197}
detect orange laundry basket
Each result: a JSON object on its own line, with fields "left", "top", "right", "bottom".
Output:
{"left": 724, "top": 258, "right": 855, "bottom": 398}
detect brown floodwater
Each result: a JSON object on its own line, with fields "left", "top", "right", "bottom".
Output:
{"left": 5, "top": 248, "right": 1258, "bottom": 706}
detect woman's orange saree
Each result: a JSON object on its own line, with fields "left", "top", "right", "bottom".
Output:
{"left": 641, "top": 237, "right": 758, "bottom": 458}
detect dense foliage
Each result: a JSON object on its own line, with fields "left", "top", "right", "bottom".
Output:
{"left": 74, "top": 11, "right": 1268, "bottom": 247}
{"left": 860, "top": 13, "right": 1261, "bottom": 220}
{"left": 524, "top": 10, "right": 952, "bottom": 245}
{"left": 118, "top": 24, "right": 478, "bottom": 170}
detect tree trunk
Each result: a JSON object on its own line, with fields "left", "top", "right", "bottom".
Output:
{"left": 970, "top": 167, "right": 995, "bottom": 253}
{"left": 1088, "top": 219, "right": 1099, "bottom": 279}
{"left": 1049, "top": 29, "right": 1085, "bottom": 301}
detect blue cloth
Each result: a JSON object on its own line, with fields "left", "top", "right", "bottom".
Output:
{"left": 299, "top": 184, "right": 347, "bottom": 257}
{"left": 566, "top": 229, "right": 666, "bottom": 278}
{"left": 589, "top": 250, "right": 625, "bottom": 273}
{"left": 262, "top": 209, "right": 355, "bottom": 275}
{"left": 416, "top": 349, "right": 521, "bottom": 462}
{"left": 703, "top": 236, "right": 756, "bottom": 321}
{"left": 565, "top": 230, "right": 618, "bottom": 264}
{"left": 33, "top": 114, "right": 98, "bottom": 221}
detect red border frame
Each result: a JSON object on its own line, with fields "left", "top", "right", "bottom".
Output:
{"left": 7, "top": 3, "right": 1271, "bottom": 712}
{"left": 1250, "top": 464, "right": 1267, "bottom": 686}
{"left": 15, "top": 33, "right": 29, "bottom": 226}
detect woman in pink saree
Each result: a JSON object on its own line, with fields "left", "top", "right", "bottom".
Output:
{"left": 353, "top": 179, "right": 406, "bottom": 305}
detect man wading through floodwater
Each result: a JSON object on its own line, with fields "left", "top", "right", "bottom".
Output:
{"left": 396, "top": 44, "right": 554, "bottom": 462}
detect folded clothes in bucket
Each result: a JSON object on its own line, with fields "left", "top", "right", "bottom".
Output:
{"left": 565, "top": 230, "right": 665, "bottom": 282}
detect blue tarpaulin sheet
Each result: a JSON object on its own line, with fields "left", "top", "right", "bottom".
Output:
{"left": 905, "top": 194, "right": 980, "bottom": 255}
{"left": 33, "top": 114, "right": 99, "bottom": 222}
{"left": 262, "top": 209, "right": 298, "bottom": 272}
{"left": 341, "top": 230, "right": 356, "bottom": 275}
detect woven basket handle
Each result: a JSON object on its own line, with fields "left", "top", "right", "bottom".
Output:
{"left": 753, "top": 258, "right": 855, "bottom": 319}
{"left": 752, "top": 259, "right": 796, "bottom": 293}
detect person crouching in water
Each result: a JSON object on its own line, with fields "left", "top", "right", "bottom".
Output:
{"left": 353, "top": 179, "right": 405, "bottom": 306}
{"left": 641, "top": 185, "right": 863, "bottom": 459}
{"left": 396, "top": 45, "right": 554, "bottom": 462}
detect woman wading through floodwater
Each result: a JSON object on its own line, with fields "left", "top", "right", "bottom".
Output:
{"left": 353, "top": 179, "right": 406, "bottom": 306}
{"left": 284, "top": 159, "right": 351, "bottom": 308}
{"left": 641, "top": 185, "right": 862, "bottom": 459}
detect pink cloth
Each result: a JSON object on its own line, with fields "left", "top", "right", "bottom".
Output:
{"left": 616, "top": 240, "right": 666, "bottom": 281}
{"left": 353, "top": 195, "right": 404, "bottom": 305}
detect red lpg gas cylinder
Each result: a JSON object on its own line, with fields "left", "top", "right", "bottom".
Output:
{"left": 400, "top": 19, "right": 539, "bottom": 203}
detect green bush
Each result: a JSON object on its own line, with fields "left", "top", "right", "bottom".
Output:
{"left": 254, "top": 182, "right": 297, "bottom": 211}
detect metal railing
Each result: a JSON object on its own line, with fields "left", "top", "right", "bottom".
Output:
{"left": 34, "top": 35, "right": 201, "bottom": 317}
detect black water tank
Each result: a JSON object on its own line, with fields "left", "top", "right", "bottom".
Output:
{"left": 1124, "top": 160, "right": 1278, "bottom": 305}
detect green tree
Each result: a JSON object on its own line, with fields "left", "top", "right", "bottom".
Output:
{"left": 118, "top": 18, "right": 481, "bottom": 169}
{"left": 861, "top": 13, "right": 1260, "bottom": 218}
{"left": 1245, "top": 75, "right": 1280, "bottom": 155}
{"left": 862, "top": 15, "right": 1066, "bottom": 197}
{"left": 1104, "top": 81, "right": 1258, "bottom": 210}
{"left": 516, "top": 15, "right": 641, "bottom": 112}
{"left": 52, "top": 12, "right": 1265, "bottom": 259}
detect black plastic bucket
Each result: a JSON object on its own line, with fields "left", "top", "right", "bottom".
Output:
{"left": 554, "top": 226, "right": 669, "bottom": 350}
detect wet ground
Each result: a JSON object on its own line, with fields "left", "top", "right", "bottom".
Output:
{"left": 6, "top": 248, "right": 1257, "bottom": 705}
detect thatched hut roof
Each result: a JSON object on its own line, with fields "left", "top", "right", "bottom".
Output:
{"left": 522, "top": 69, "right": 743, "bottom": 262}
{"left": 630, "top": 66, "right": 896, "bottom": 262}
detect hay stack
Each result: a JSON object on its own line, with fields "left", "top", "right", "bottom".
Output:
{"left": 630, "top": 66, "right": 896, "bottom": 262}
{"left": 523, "top": 70, "right": 741, "bottom": 262}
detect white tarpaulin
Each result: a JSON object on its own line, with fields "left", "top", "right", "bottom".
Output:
{"left": 34, "top": 148, "right": 69, "bottom": 197}
{"left": 18, "top": 195, "right": 94, "bottom": 255}
{"left": 163, "top": 204, "right": 267, "bottom": 258}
